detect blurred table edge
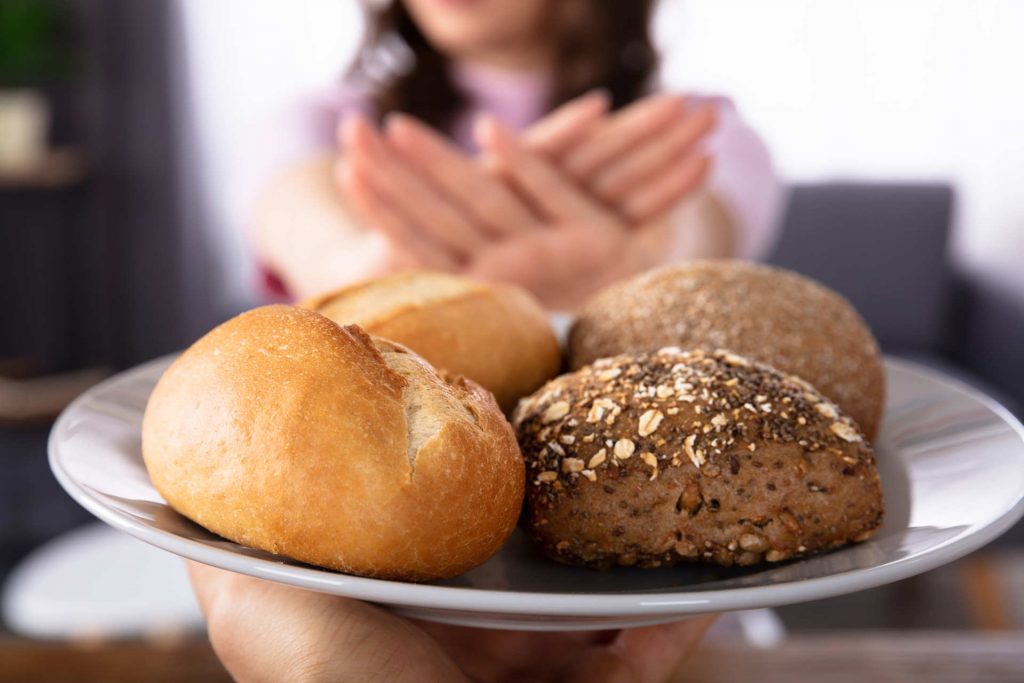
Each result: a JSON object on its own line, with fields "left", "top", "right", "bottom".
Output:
{"left": 1, "top": 631, "right": 1022, "bottom": 683}
{"left": 677, "top": 631, "right": 1024, "bottom": 683}
{"left": 0, "top": 366, "right": 110, "bottom": 426}
{"left": 0, "top": 636, "right": 229, "bottom": 683}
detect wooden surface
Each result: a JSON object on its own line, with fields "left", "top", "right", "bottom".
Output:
{"left": 2, "top": 632, "right": 1023, "bottom": 682}
{"left": 677, "top": 632, "right": 1024, "bottom": 683}
{"left": 0, "top": 639, "right": 230, "bottom": 683}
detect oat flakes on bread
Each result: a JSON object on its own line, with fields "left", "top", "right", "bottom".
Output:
{"left": 569, "top": 261, "right": 885, "bottom": 439}
{"left": 142, "top": 305, "right": 525, "bottom": 582}
{"left": 513, "top": 347, "right": 884, "bottom": 569}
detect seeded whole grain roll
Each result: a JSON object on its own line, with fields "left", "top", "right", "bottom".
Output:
{"left": 568, "top": 261, "right": 885, "bottom": 439}
{"left": 513, "top": 347, "right": 884, "bottom": 569}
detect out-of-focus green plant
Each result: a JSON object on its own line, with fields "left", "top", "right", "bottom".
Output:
{"left": 0, "top": 0, "right": 75, "bottom": 87}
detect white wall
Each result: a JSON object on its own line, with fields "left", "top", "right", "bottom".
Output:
{"left": 176, "top": 0, "right": 1024, "bottom": 308}
{"left": 175, "top": 0, "right": 363, "bottom": 311}
{"left": 657, "top": 0, "right": 1024, "bottom": 296}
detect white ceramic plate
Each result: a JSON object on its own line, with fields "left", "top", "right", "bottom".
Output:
{"left": 50, "top": 356, "right": 1024, "bottom": 631}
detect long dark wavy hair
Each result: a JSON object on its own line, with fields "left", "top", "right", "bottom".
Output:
{"left": 353, "top": 0, "right": 659, "bottom": 132}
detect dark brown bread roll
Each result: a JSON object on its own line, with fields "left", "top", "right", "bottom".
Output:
{"left": 569, "top": 261, "right": 885, "bottom": 439}
{"left": 513, "top": 347, "right": 884, "bottom": 569}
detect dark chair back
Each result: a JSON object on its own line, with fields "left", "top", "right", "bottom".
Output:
{"left": 770, "top": 183, "right": 954, "bottom": 354}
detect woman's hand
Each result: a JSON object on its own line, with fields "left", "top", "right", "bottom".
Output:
{"left": 189, "top": 561, "right": 716, "bottom": 683}
{"left": 466, "top": 118, "right": 681, "bottom": 308}
{"left": 340, "top": 117, "right": 635, "bottom": 308}
{"left": 338, "top": 91, "right": 719, "bottom": 308}
{"left": 518, "top": 93, "right": 716, "bottom": 226}
{"left": 338, "top": 116, "right": 491, "bottom": 271}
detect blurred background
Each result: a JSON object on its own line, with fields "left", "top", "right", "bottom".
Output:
{"left": 1, "top": 0, "right": 1022, "bottom": 680}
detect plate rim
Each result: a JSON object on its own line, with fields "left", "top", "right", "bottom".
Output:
{"left": 49, "top": 356, "right": 1024, "bottom": 618}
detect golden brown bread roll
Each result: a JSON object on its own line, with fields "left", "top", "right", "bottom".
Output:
{"left": 142, "top": 305, "right": 524, "bottom": 581}
{"left": 514, "top": 348, "right": 883, "bottom": 569}
{"left": 302, "top": 271, "right": 561, "bottom": 413}
{"left": 569, "top": 261, "right": 885, "bottom": 438}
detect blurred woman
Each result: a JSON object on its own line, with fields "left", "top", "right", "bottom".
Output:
{"left": 197, "top": 3, "right": 782, "bottom": 678}
{"left": 253, "top": 0, "right": 782, "bottom": 308}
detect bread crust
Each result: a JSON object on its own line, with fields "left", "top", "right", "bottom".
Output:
{"left": 303, "top": 271, "right": 561, "bottom": 412}
{"left": 142, "top": 305, "right": 525, "bottom": 581}
{"left": 569, "top": 261, "right": 885, "bottom": 439}
{"left": 513, "top": 348, "right": 883, "bottom": 569}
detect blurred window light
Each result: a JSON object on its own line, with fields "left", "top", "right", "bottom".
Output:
{"left": 174, "top": 0, "right": 363, "bottom": 312}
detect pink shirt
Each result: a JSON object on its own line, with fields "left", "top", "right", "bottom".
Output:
{"left": 262, "top": 62, "right": 783, "bottom": 294}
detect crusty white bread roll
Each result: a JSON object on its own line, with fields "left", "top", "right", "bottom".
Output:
{"left": 142, "top": 305, "right": 525, "bottom": 581}
{"left": 301, "top": 271, "right": 561, "bottom": 412}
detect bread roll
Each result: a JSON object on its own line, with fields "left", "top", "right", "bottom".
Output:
{"left": 302, "top": 271, "right": 561, "bottom": 412}
{"left": 514, "top": 347, "right": 883, "bottom": 569}
{"left": 142, "top": 305, "right": 525, "bottom": 581}
{"left": 569, "top": 261, "right": 885, "bottom": 438}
